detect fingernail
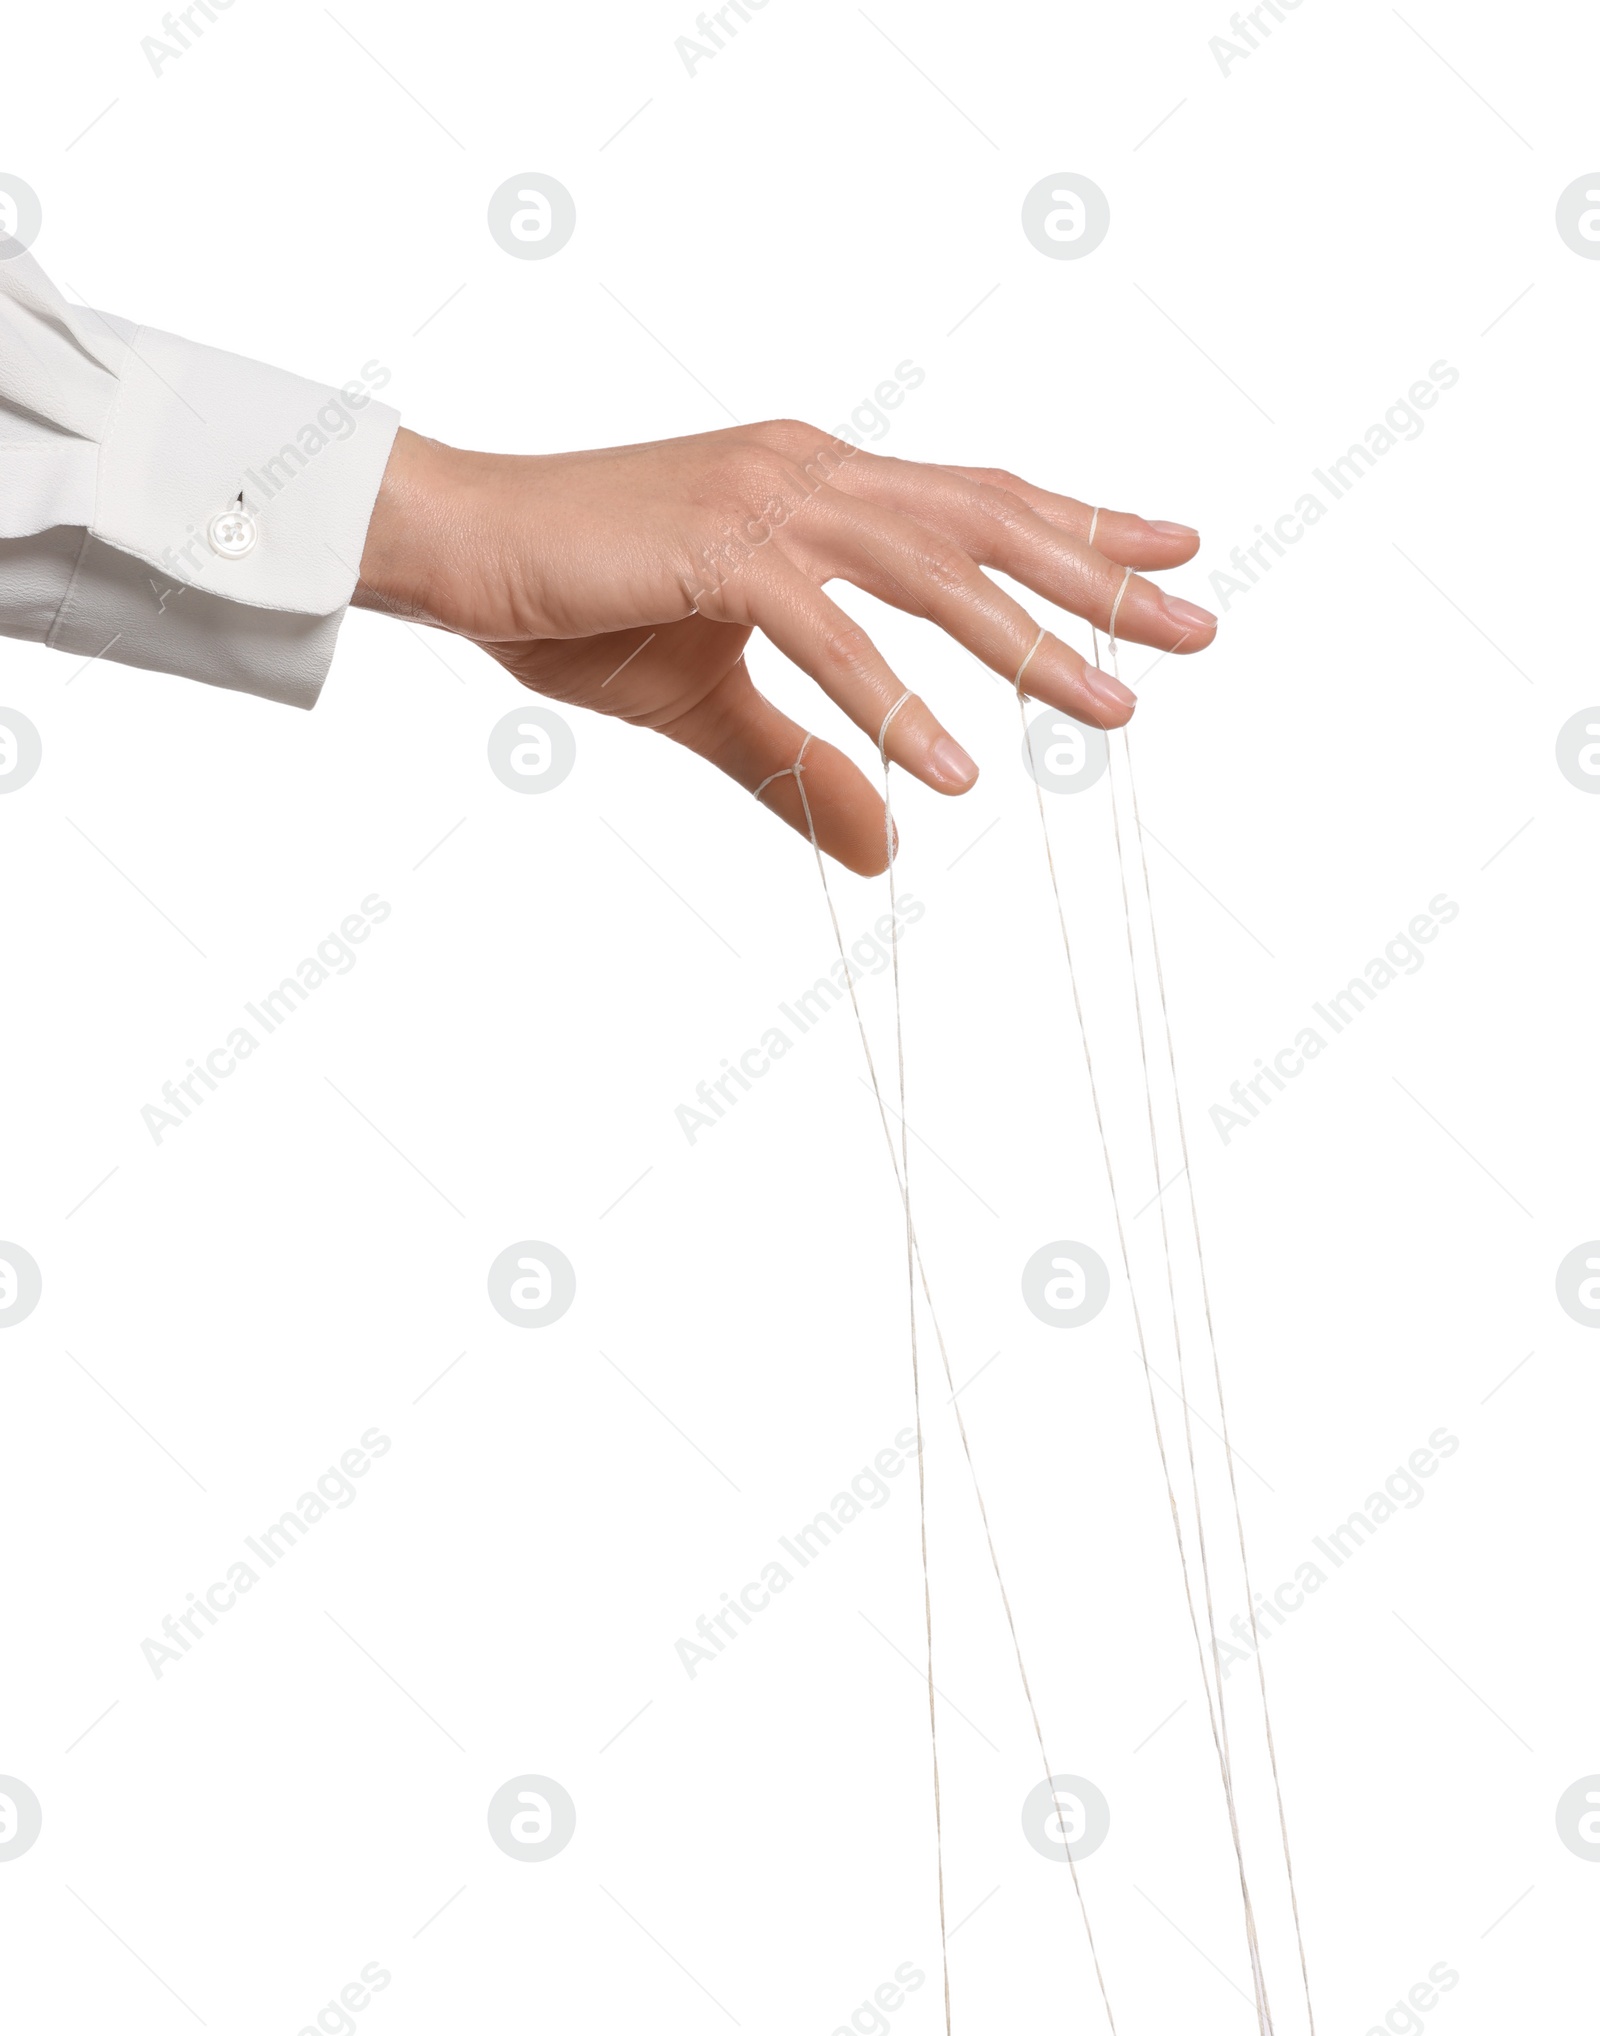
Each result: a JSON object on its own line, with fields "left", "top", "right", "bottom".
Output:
{"left": 927, "top": 734, "right": 979, "bottom": 789}
{"left": 1147, "top": 520, "right": 1198, "bottom": 539}
{"left": 1162, "top": 595, "right": 1216, "bottom": 632}
{"left": 1085, "top": 667, "right": 1136, "bottom": 715}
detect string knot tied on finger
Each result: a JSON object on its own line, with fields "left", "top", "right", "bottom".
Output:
{"left": 752, "top": 733, "right": 813, "bottom": 807}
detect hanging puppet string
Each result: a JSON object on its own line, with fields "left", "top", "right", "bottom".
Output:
{"left": 753, "top": 536, "right": 1314, "bottom": 2031}
{"left": 756, "top": 722, "right": 1120, "bottom": 2036}
{"left": 1100, "top": 594, "right": 1317, "bottom": 2036}
{"left": 1098, "top": 575, "right": 1276, "bottom": 2030}
{"left": 1012, "top": 613, "right": 1274, "bottom": 2034}
{"left": 881, "top": 687, "right": 953, "bottom": 2036}
{"left": 1051, "top": 523, "right": 1315, "bottom": 2030}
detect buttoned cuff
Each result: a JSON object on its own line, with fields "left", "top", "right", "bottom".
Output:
{"left": 0, "top": 240, "right": 400, "bottom": 708}
{"left": 60, "top": 318, "right": 401, "bottom": 706}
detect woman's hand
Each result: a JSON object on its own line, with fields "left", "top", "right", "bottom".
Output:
{"left": 355, "top": 420, "right": 1215, "bottom": 874}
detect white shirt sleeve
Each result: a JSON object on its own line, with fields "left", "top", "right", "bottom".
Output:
{"left": 0, "top": 238, "right": 400, "bottom": 708}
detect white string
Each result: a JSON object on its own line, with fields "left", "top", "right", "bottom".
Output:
{"left": 751, "top": 547, "right": 1318, "bottom": 2028}
{"left": 1087, "top": 507, "right": 1103, "bottom": 672}
{"left": 1082, "top": 515, "right": 1312, "bottom": 2023}
{"left": 875, "top": 692, "right": 952, "bottom": 2036}
{"left": 1099, "top": 567, "right": 1276, "bottom": 2031}
{"left": 1104, "top": 598, "right": 1317, "bottom": 2034}
{"left": 1013, "top": 626, "right": 1047, "bottom": 695}
{"left": 1013, "top": 598, "right": 1277, "bottom": 2033}
{"left": 877, "top": 688, "right": 915, "bottom": 749}
{"left": 754, "top": 719, "right": 945, "bottom": 2034}
{"left": 867, "top": 704, "right": 1121, "bottom": 2034}
{"left": 756, "top": 721, "right": 1120, "bottom": 2036}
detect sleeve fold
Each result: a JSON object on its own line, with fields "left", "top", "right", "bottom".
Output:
{"left": 0, "top": 239, "right": 400, "bottom": 707}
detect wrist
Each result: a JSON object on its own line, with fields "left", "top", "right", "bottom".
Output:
{"left": 353, "top": 426, "right": 474, "bottom": 626}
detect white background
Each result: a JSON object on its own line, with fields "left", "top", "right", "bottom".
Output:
{"left": 2, "top": 0, "right": 1596, "bottom": 2031}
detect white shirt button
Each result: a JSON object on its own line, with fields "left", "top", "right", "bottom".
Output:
{"left": 208, "top": 505, "right": 258, "bottom": 559}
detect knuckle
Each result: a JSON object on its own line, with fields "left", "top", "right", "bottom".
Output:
{"left": 749, "top": 416, "right": 819, "bottom": 454}
{"left": 818, "top": 619, "right": 875, "bottom": 671}
{"left": 750, "top": 416, "right": 857, "bottom": 481}
{"left": 919, "top": 537, "right": 975, "bottom": 594}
